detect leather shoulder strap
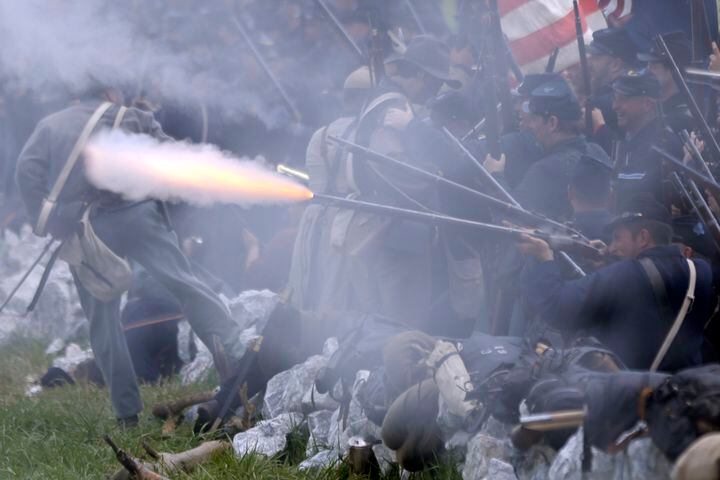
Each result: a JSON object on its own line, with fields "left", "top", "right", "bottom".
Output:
{"left": 649, "top": 258, "right": 697, "bottom": 372}
{"left": 638, "top": 257, "right": 672, "bottom": 318}
{"left": 112, "top": 106, "right": 128, "bottom": 129}
{"left": 47, "top": 102, "right": 113, "bottom": 204}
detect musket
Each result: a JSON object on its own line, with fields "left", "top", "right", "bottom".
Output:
{"left": 480, "top": 5, "right": 502, "bottom": 158}
{"left": 314, "top": 0, "right": 365, "bottom": 62}
{"left": 0, "top": 238, "right": 55, "bottom": 315}
{"left": 327, "top": 135, "right": 583, "bottom": 237}
{"left": 680, "top": 129, "right": 717, "bottom": 182}
{"left": 488, "top": 0, "right": 517, "bottom": 133}
{"left": 441, "top": 126, "right": 521, "bottom": 207}
{"left": 368, "top": 10, "right": 386, "bottom": 87}
{"left": 312, "top": 193, "right": 602, "bottom": 260}
{"left": 657, "top": 35, "right": 720, "bottom": 161}
{"left": 231, "top": 15, "right": 302, "bottom": 123}
{"left": 545, "top": 46, "right": 560, "bottom": 73}
{"left": 404, "top": 0, "right": 427, "bottom": 35}
{"left": 670, "top": 172, "right": 720, "bottom": 253}
{"left": 209, "top": 336, "right": 264, "bottom": 433}
{"left": 441, "top": 128, "right": 586, "bottom": 276}
{"left": 652, "top": 145, "right": 720, "bottom": 199}
{"left": 572, "top": 0, "right": 593, "bottom": 135}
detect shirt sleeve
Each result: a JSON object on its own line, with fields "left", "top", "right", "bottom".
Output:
{"left": 15, "top": 121, "right": 51, "bottom": 222}
{"left": 520, "top": 258, "right": 607, "bottom": 331}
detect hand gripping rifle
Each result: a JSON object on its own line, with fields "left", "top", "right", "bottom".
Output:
{"left": 572, "top": 0, "right": 593, "bottom": 136}
{"left": 670, "top": 171, "right": 720, "bottom": 253}
{"left": 657, "top": 35, "right": 720, "bottom": 161}
{"left": 652, "top": 145, "right": 720, "bottom": 199}
{"left": 327, "top": 136, "right": 596, "bottom": 272}
{"left": 312, "top": 194, "right": 601, "bottom": 260}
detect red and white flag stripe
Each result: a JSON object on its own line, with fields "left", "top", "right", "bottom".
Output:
{"left": 598, "top": 0, "right": 633, "bottom": 21}
{"left": 500, "top": 0, "right": 612, "bottom": 74}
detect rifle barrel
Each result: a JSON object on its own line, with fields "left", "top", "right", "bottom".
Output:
{"left": 314, "top": 0, "right": 365, "bottom": 61}
{"left": 328, "top": 135, "right": 580, "bottom": 236}
{"left": 572, "top": 0, "right": 593, "bottom": 135}
{"left": 231, "top": 16, "right": 302, "bottom": 122}
{"left": 520, "top": 408, "right": 587, "bottom": 432}
{"left": 404, "top": 0, "right": 427, "bottom": 34}
{"left": 442, "top": 127, "right": 522, "bottom": 207}
{"left": 312, "top": 194, "right": 601, "bottom": 259}
{"left": 653, "top": 145, "right": 720, "bottom": 198}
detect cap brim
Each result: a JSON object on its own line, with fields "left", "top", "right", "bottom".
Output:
{"left": 387, "top": 56, "right": 462, "bottom": 89}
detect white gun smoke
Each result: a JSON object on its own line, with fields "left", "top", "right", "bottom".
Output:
{"left": 84, "top": 130, "right": 313, "bottom": 207}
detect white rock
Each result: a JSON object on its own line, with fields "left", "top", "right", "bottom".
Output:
{"left": 45, "top": 338, "right": 66, "bottom": 356}
{"left": 514, "top": 444, "right": 557, "bottom": 480}
{"left": 483, "top": 458, "right": 517, "bottom": 480}
{"left": 228, "top": 290, "right": 279, "bottom": 330}
{"left": 298, "top": 450, "right": 339, "bottom": 470}
{"left": 51, "top": 343, "right": 93, "bottom": 371}
{"left": 373, "top": 443, "right": 397, "bottom": 475}
{"left": 462, "top": 433, "right": 512, "bottom": 480}
{"left": 263, "top": 352, "right": 329, "bottom": 419}
{"left": 547, "top": 430, "right": 671, "bottom": 480}
{"left": 232, "top": 412, "right": 304, "bottom": 458}
{"left": 180, "top": 339, "right": 213, "bottom": 385}
{"left": 306, "top": 410, "right": 335, "bottom": 456}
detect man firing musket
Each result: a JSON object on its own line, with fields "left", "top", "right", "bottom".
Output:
{"left": 15, "top": 81, "right": 247, "bottom": 426}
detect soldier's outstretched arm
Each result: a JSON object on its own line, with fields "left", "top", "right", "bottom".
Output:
{"left": 518, "top": 242, "right": 614, "bottom": 332}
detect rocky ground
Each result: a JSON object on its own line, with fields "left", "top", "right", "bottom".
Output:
{"left": 0, "top": 229, "right": 674, "bottom": 479}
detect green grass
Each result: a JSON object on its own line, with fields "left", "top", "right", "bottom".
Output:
{"left": 0, "top": 337, "right": 462, "bottom": 479}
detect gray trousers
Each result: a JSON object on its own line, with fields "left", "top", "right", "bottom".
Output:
{"left": 72, "top": 201, "right": 243, "bottom": 418}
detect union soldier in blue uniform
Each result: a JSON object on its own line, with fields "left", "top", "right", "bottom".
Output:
{"left": 587, "top": 27, "right": 639, "bottom": 153}
{"left": 611, "top": 69, "right": 682, "bottom": 210}
{"left": 638, "top": 31, "right": 695, "bottom": 135}
{"left": 513, "top": 78, "right": 609, "bottom": 221}
{"left": 518, "top": 196, "right": 715, "bottom": 371}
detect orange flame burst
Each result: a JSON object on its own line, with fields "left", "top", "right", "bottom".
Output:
{"left": 84, "top": 131, "right": 313, "bottom": 206}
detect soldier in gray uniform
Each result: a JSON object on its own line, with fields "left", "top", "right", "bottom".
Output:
{"left": 15, "top": 84, "right": 244, "bottom": 425}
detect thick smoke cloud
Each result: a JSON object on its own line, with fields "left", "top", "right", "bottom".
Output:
{"left": 84, "top": 130, "right": 312, "bottom": 206}
{"left": 0, "top": 1, "right": 287, "bottom": 127}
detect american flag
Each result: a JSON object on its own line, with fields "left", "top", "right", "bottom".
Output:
{"left": 500, "top": 0, "right": 633, "bottom": 74}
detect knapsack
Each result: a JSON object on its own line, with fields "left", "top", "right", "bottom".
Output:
{"left": 645, "top": 363, "right": 720, "bottom": 460}
{"left": 473, "top": 337, "right": 626, "bottom": 425}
